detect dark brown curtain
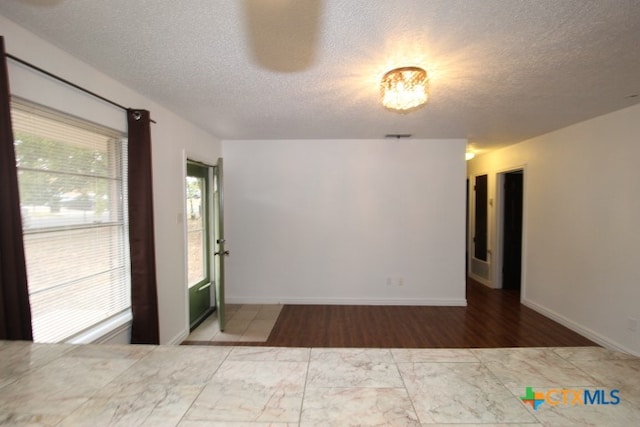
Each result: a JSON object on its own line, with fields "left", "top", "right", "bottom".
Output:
{"left": 127, "top": 109, "right": 159, "bottom": 344}
{"left": 0, "top": 36, "right": 33, "bottom": 341}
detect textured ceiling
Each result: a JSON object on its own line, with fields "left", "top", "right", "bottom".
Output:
{"left": 1, "top": 0, "right": 640, "bottom": 153}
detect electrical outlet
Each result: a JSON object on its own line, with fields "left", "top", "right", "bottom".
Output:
{"left": 628, "top": 317, "right": 638, "bottom": 332}
{"left": 398, "top": 277, "right": 404, "bottom": 286}
{"left": 386, "top": 277, "right": 392, "bottom": 287}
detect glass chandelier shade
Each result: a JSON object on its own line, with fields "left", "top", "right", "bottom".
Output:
{"left": 380, "top": 66, "right": 429, "bottom": 111}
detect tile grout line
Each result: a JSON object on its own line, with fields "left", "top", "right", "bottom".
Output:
{"left": 477, "top": 352, "right": 547, "bottom": 425}
{"left": 390, "top": 348, "right": 423, "bottom": 425}
{"left": 173, "top": 345, "right": 234, "bottom": 426}
{"left": 297, "top": 347, "right": 314, "bottom": 426}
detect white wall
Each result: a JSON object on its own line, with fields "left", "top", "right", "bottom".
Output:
{"left": 223, "top": 139, "right": 467, "bottom": 306}
{"left": 467, "top": 103, "right": 640, "bottom": 355}
{"left": 2, "top": 15, "right": 221, "bottom": 344}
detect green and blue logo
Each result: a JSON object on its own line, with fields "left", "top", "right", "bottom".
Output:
{"left": 520, "top": 387, "right": 620, "bottom": 410}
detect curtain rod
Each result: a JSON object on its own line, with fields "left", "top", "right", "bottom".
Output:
{"left": 6, "top": 53, "right": 156, "bottom": 123}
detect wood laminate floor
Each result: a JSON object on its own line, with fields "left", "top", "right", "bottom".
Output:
{"left": 184, "top": 278, "right": 597, "bottom": 348}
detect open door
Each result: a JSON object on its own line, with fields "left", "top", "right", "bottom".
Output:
{"left": 186, "top": 162, "right": 214, "bottom": 329}
{"left": 213, "top": 158, "right": 227, "bottom": 331}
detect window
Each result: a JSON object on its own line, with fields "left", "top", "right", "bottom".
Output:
{"left": 186, "top": 172, "right": 207, "bottom": 286}
{"left": 12, "top": 99, "right": 130, "bottom": 343}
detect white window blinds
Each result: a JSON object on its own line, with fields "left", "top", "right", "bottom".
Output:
{"left": 12, "top": 99, "right": 130, "bottom": 343}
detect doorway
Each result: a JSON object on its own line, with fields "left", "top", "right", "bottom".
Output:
{"left": 185, "top": 158, "right": 227, "bottom": 333}
{"left": 466, "top": 178, "right": 469, "bottom": 275}
{"left": 186, "top": 162, "right": 214, "bottom": 329}
{"left": 474, "top": 174, "right": 488, "bottom": 262}
{"left": 501, "top": 170, "right": 524, "bottom": 290}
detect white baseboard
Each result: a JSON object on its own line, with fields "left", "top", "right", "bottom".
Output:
{"left": 226, "top": 297, "right": 467, "bottom": 306}
{"left": 468, "top": 272, "right": 493, "bottom": 288}
{"left": 522, "top": 299, "right": 639, "bottom": 357}
{"left": 167, "top": 329, "right": 189, "bottom": 346}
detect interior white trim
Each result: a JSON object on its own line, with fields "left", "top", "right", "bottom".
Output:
{"left": 226, "top": 297, "right": 468, "bottom": 306}
{"left": 523, "top": 299, "right": 639, "bottom": 357}
{"left": 467, "top": 272, "right": 491, "bottom": 288}
{"left": 493, "top": 165, "right": 528, "bottom": 298}
{"left": 65, "top": 310, "right": 132, "bottom": 345}
{"left": 167, "top": 329, "right": 190, "bottom": 346}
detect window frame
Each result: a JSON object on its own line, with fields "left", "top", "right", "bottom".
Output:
{"left": 12, "top": 97, "right": 132, "bottom": 343}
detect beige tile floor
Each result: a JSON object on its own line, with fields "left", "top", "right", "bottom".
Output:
{"left": 185, "top": 304, "right": 282, "bottom": 343}
{"left": 0, "top": 342, "right": 639, "bottom": 426}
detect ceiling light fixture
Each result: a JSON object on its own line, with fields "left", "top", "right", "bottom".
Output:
{"left": 465, "top": 151, "right": 476, "bottom": 161}
{"left": 380, "top": 66, "right": 428, "bottom": 111}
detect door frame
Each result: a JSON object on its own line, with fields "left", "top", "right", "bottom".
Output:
{"left": 467, "top": 171, "right": 492, "bottom": 287}
{"left": 494, "top": 165, "right": 528, "bottom": 299}
{"left": 212, "top": 157, "right": 226, "bottom": 332}
{"left": 182, "top": 150, "right": 217, "bottom": 333}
